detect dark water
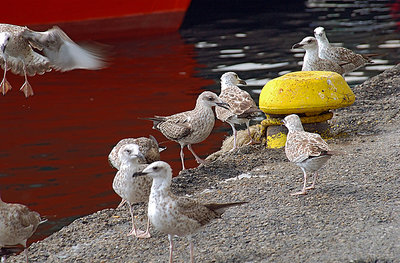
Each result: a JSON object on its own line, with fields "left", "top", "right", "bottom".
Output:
{"left": 1, "top": 0, "right": 399, "bottom": 244}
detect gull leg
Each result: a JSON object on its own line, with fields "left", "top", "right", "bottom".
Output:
{"left": 245, "top": 120, "right": 259, "bottom": 145}
{"left": 187, "top": 144, "right": 206, "bottom": 165}
{"left": 291, "top": 167, "right": 308, "bottom": 196}
{"left": 228, "top": 122, "right": 238, "bottom": 151}
{"left": 136, "top": 216, "right": 151, "bottom": 239}
{"left": 306, "top": 172, "right": 318, "bottom": 190}
{"left": 24, "top": 248, "right": 28, "bottom": 263}
{"left": 20, "top": 61, "right": 34, "bottom": 97}
{"left": 0, "top": 60, "right": 12, "bottom": 95}
{"left": 126, "top": 202, "right": 147, "bottom": 237}
{"left": 168, "top": 234, "right": 174, "bottom": 263}
{"left": 188, "top": 235, "right": 195, "bottom": 263}
{"left": 180, "top": 144, "right": 186, "bottom": 171}
{"left": 117, "top": 199, "right": 127, "bottom": 209}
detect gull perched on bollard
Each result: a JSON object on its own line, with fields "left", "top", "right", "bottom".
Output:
{"left": 314, "top": 26, "right": 375, "bottom": 74}
{"left": 143, "top": 91, "right": 229, "bottom": 171}
{"left": 0, "top": 23, "right": 106, "bottom": 97}
{"left": 133, "top": 161, "right": 246, "bottom": 263}
{"left": 292, "top": 36, "right": 345, "bottom": 75}
{"left": 216, "top": 72, "right": 263, "bottom": 151}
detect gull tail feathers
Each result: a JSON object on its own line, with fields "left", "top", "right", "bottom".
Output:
{"left": 204, "top": 201, "right": 247, "bottom": 216}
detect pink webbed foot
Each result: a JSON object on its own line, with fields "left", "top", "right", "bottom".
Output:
{"left": 127, "top": 228, "right": 151, "bottom": 239}
{"left": 20, "top": 81, "right": 34, "bottom": 97}
{"left": 0, "top": 78, "right": 12, "bottom": 95}
{"left": 290, "top": 190, "right": 308, "bottom": 196}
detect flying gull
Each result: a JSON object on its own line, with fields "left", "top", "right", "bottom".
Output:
{"left": 216, "top": 72, "right": 263, "bottom": 151}
{"left": 292, "top": 36, "right": 345, "bottom": 75}
{"left": 133, "top": 161, "right": 246, "bottom": 263}
{"left": 112, "top": 144, "right": 152, "bottom": 238}
{"left": 0, "top": 23, "right": 106, "bottom": 97}
{"left": 143, "top": 91, "right": 229, "bottom": 171}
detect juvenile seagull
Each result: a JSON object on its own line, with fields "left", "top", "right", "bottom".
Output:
{"left": 108, "top": 135, "right": 166, "bottom": 170}
{"left": 133, "top": 161, "right": 246, "bottom": 263}
{"left": 292, "top": 36, "right": 345, "bottom": 75}
{"left": 0, "top": 23, "right": 106, "bottom": 97}
{"left": 144, "top": 91, "right": 229, "bottom": 171}
{"left": 216, "top": 72, "right": 263, "bottom": 151}
{"left": 112, "top": 144, "right": 152, "bottom": 238}
{"left": 314, "top": 26, "right": 374, "bottom": 74}
{"left": 0, "top": 196, "right": 43, "bottom": 262}
{"left": 283, "top": 114, "right": 335, "bottom": 195}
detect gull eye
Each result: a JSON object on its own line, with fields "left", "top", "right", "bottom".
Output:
{"left": 208, "top": 96, "right": 214, "bottom": 101}
{"left": 125, "top": 149, "right": 131, "bottom": 154}
{"left": 152, "top": 166, "right": 159, "bottom": 171}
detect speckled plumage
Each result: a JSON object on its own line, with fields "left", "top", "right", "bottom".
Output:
{"left": 0, "top": 197, "right": 41, "bottom": 262}
{"left": 112, "top": 144, "right": 152, "bottom": 238}
{"left": 216, "top": 72, "right": 262, "bottom": 150}
{"left": 0, "top": 23, "right": 105, "bottom": 97}
{"left": 283, "top": 114, "right": 333, "bottom": 195}
{"left": 292, "top": 36, "right": 345, "bottom": 75}
{"left": 314, "top": 26, "right": 371, "bottom": 74}
{"left": 145, "top": 91, "right": 229, "bottom": 171}
{"left": 108, "top": 135, "right": 164, "bottom": 170}
{"left": 134, "top": 161, "right": 246, "bottom": 263}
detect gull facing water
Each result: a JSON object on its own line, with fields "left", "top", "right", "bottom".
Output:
{"left": 292, "top": 36, "right": 345, "bottom": 75}
{"left": 133, "top": 161, "right": 246, "bottom": 263}
{"left": 216, "top": 72, "right": 263, "bottom": 151}
{"left": 0, "top": 23, "right": 106, "bottom": 97}
{"left": 143, "top": 91, "right": 229, "bottom": 171}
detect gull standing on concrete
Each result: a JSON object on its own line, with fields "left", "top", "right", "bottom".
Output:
{"left": 283, "top": 114, "right": 336, "bottom": 195}
{"left": 216, "top": 72, "right": 263, "bottom": 151}
{"left": 133, "top": 161, "right": 246, "bottom": 263}
{"left": 109, "top": 135, "right": 166, "bottom": 210}
{"left": 112, "top": 144, "right": 153, "bottom": 238}
{"left": 0, "top": 195, "right": 44, "bottom": 262}
{"left": 0, "top": 23, "right": 106, "bottom": 97}
{"left": 108, "top": 135, "right": 166, "bottom": 170}
{"left": 292, "top": 36, "right": 345, "bottom": 75}
{"left": 144, "top": 91, "right": 229, "bottom": 171}
{"left": 314, "top": 26, "right": 374, "bottom": 74}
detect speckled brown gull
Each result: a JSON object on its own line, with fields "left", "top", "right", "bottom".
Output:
{"left": 108, "top": 135, "right": 166, "bottom": 170}
{"left": 0, "top": 23, "right": 106, "bottom": 97}
{"left": 112, "top": 144, "right": 153, "bottom": 238}
{"left": 0, "top": 195, "right": 43, "bottom": 262}
{"left": 133, "top": 161, "right": 246, "bottom": 263}
{"left": 143, "top": 91, "right": 229, "bottom": 171}
{"left": 314, "top": 26, "right": 373, "bottom": 74}
{"left": 283, "top": 114, "right": 336, "bottom": 195}
{"left": 292, "top": 36, "right": 345, "bottom": 75}
{"left": 216, "top": 72, "right": 263, "bottom": 151}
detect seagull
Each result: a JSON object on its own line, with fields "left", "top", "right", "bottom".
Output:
{"left": 292, "top": 36, "right": 345, "bottom": 75}
{"left": 216, "top": 72, "right": 263, "bottom": 151}
{"left": 143, "top": 91, "right": 229, "bottom": 171}
{"left": 108, "top": 136, "right": 166, "bottom": 211}
{"left": 112, "top": 144, "right": 152, "bottom": 238}
{"left": 0, "top": 195, "right": 44, "bottom": 263}
{"left": 133, "top": 161, "right": 246, "bottom": 263}
{"left": 282, "top": 114, "right": 337, "bottom": 195}
{"left": 108, "top": 135, "right": 166, "bottom": 170}
{"left": 313, "top": 26, "right": 374, "bottom": 74}
{"left": 0, "top": 23, "right": 106, "bottom": 97}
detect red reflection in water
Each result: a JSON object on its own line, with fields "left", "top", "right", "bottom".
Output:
{"left": 0, "top": 31, "right": 223, "bottom": 243}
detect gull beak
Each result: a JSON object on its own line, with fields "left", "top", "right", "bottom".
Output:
{"left": 132, "top": 171, "right": 147, "bottom": 178}
{"left": 292, "top": 43, "right": 302, "bottom": 49}
{"left": 280, "top": 119, "right": 286, "bottom": 126}
{"left": 238, "top": 79, "right": 247, "bottom": 85}
{"left": 216, "top": 102, "right": 230, "bottom": 110}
